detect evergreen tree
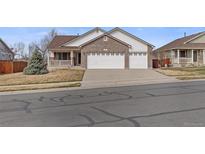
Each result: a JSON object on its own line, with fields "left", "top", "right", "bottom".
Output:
{"left": 24, "top": 49, "right": 48, "bottom": 75}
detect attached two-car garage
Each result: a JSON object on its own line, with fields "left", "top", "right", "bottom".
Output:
{"left": 87, "top": 52, "right": 148, "bottom": 69}
{"left": 87, "top": 53, "right": 125, "bottom": 69}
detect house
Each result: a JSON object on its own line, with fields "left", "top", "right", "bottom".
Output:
{"left": 154, "top": 32, "right": 205, "bottom": 67}
{"left": 0, "top": 39, "right": 14, "bottom": 60}
{"left": 47, "top": 27, "right": 154, "bottom": 69}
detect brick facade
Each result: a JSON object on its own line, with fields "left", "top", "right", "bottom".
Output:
{"left": 81, "top": 36, "right": 129, "bottom": 68}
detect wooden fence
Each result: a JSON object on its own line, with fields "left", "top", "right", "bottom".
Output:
{"left": 0, "top": 60, "right": 28, "bottom": 74}
{"left": 152, "top": 58, "right": 171, "bottom": 68}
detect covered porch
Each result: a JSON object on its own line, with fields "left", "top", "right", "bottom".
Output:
{"left": 48, "top": 50, "right": 81, "bottom": 68}
{"left": 171, "top": 49, "right": 205, "bottom": 66}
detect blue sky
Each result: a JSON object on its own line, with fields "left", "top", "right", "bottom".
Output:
{"left": 0, "top": 27, "right": 205, "bottom": 49}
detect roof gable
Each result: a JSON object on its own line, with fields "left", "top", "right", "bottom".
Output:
{"left": 108, "top": 27, "right": 155, "bottom": 47}
{"left": 186, "top": 33, "right": 205, "bottom": 43}
{"left": 155, "top": 32, "right": 205, "bottom": 52}
{"left": 47, "top": 27, "right": 154, "bottom": 50}
{"left": 62, "top": 27, "right": 106, "bottom": 47}
{"left": 80, "top": 33, "right": 131, "bottom": 47}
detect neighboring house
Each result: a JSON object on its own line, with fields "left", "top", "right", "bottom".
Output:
{"left": 0, "top": 39, "right": 14, "bottom": 60}
{"left": 154, "top": 32, "right": 205, "bottom": 67}
{"left": 47, "top": 27, "right": 154, "bottom": 69}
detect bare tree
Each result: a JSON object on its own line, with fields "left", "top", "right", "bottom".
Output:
{"left": 27, "top": 29, "right": 58, "bottom": 61}
{"left": 12, "top": 42, "right": 27, "bottom": 59}
{"left": 28, "top": 42, "right": 38, "bottom": 58}
{"left": 39, "top": 29, "right": 58, "bottom": 57}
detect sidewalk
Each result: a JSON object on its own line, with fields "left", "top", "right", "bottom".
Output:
{"left": 2, "top": 78, "right": 205, "bottom": 96}
{"left": 81, "top": 77, "right": 179, "bottom": 88}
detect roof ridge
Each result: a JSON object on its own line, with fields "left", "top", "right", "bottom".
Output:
{"left": 79, "top": 33, "right": 131, "bottom": 47}
{"left": 108, "top": 27, "right": 155, "bottom": 47}
{"left": 55, "top": 34, "right": 79, "bottom": 36}
{"left": 60, "top": 27, "right": 106, "bottom": 47}
{"left": 154, "top": 31, "right": 205, "bottom": 52}
{"left": 183, "top": 31, "right": 205, "bottom": 44}
{"left": 174, "top": 32, "right": 202, "bottom": 41}
{"left": 48, "top": 35, "right": 79, "bottom": 49}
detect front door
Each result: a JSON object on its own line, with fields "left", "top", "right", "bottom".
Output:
{"left": 74, "top": 52, "right": 81, "bottom": 66}
{"left": 78, "top": 53, "right": 81, "bottom": 65}
{"left": 194, "top": 51, "right": 197, "bottom": 62}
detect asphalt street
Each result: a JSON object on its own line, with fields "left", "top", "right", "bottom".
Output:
{"left": 1, "top": 80, "right": 205, "bottom": 126}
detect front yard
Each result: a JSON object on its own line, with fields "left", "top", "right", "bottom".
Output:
{"left": 0, "top": 69, "right": 85, "bottom": 91}
{"left": 157, "top": 67, "right": 205, "bottom": 80}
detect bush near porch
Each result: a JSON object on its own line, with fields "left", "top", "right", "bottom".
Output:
{"left": 0, "top": 69, "right": 85, "bottom": 86}
{"left": 156, "top": 67, "right": 205, "bottom": 80}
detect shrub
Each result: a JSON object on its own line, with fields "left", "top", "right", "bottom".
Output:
{"left": 24, "top": 50, "right": 48, "bottom": 75}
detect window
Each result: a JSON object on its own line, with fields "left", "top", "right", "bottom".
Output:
{"left": 54, "top": 52, "right": 70, "bottom": 60}
{"left": 180, "top": 50, "right": 187, "bottom": 57}
{"left": 68, "top": 52, "right": 71, "bottom": 60}
{"left": 62, "top": 53, "right": 67, "bottom": 60}
{"left": 103, "top": 36, "right": 108, "bottom": 41}
{"left": 193, "top": 51, "right": 197, "bottom": 62}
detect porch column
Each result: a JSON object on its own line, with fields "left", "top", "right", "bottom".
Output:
{"left": 70, "top": 50, "right": 74, "bottom": 66}
{"left": 171, "top": 50, "right": 174, "bottom": 63}
{"left": 191, "top": 49, "right": 194, "bottom": 64}
{"left": 177, "top": 49, "right": 180, "bottom": 64}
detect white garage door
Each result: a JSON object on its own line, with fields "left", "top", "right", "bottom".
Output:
{"left": 87, "top": 53, "right": 125, "bottom": 69}
{"left": 129, "top": 52, "right": 148, "bottom": 69}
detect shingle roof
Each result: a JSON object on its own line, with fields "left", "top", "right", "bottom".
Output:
{"left": 61, "top": 27, "right": 106, "bottom": 47}
{"left": 155, "top": 32, "right": 205, "bottom": 52}
{"left": 48, "top": 35, "right": 79, "bottom": 49}
{"left": 48, "top": 27, "right": 154, "bottom": 50}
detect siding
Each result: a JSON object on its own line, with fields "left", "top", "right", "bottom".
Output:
{"left": 190, "top": 34, "right": 205, "bottom": 43}
{"left": 64, "top": 30, "right": 104, "bottom": 46}
{"left": 0, "top": 51, "right": 12, "bottom": 60}
{"left": 109, "top": 30, "right": 148, "bottom": 52}
{"left": 0, "top": 40, "right": 13, "bottom": 60}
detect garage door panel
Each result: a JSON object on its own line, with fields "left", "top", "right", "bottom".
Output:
{"left": 87, "top": 53, "right": 125, "bottom": 69}
{"left": 129, "top": 53, "right": 147, "bottom": 69}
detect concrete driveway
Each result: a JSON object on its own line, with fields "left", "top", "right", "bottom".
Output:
{"left": 82, "top": 69, "right": 178, "bottom": 88}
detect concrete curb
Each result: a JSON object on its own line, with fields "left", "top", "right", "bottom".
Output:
{"left": 1, "top": 78, "right": 205, "bottom": 96}
{"left": 0, "top": 80, "right": 180, "bottom": 96}
{"left": 0, "top": 81, "right": 80, "bottom": 95}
